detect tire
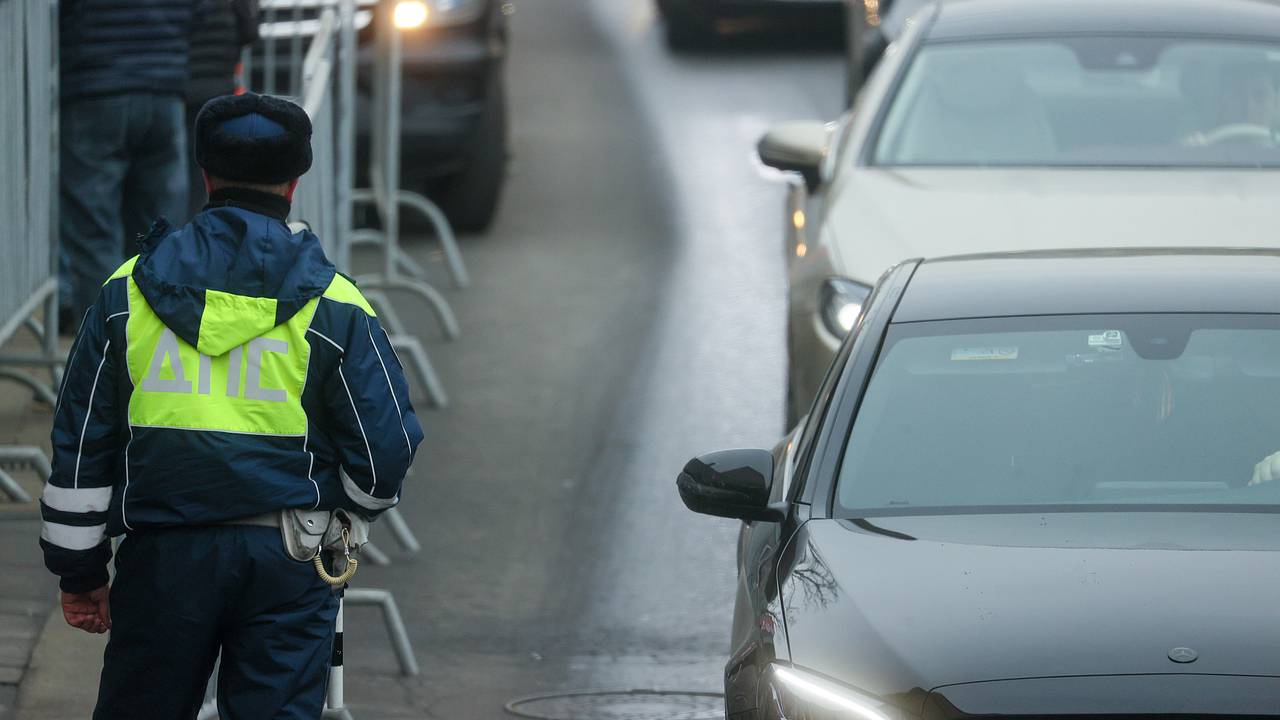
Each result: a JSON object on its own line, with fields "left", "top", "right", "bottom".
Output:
{"left": 658, "top": 1, "right": 714, "bottom": 51}
{"left": 439, "top": 73, "right": 508, "bottom": 234}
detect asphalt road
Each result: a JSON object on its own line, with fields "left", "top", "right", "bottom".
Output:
{"left": 344, "top": 2, "right": 844, "bottom": 716}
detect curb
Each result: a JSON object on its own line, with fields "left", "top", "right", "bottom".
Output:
{"left": 15, "top": 607, "right": 105, "bottom": 718}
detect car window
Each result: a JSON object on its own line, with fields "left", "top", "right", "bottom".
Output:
{"left": 791, "top": 326, "right": 855, "bottom": 471}
{"left": 835, "top": 314, "right": 1280, "bottom": 516}
{"left": 872, "top": 36, "right": 1280, "bottom": 168}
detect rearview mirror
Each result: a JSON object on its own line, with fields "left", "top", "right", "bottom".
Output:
{"left": 757, "top": 121, "right": 830, "bottom": 190}
{"left": 677, "top": 449, "right": 784, "bottom": 522}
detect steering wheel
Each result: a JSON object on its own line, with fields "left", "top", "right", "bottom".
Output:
{"left": 1199, "top": 123, "right": 1276, "bottom": 146}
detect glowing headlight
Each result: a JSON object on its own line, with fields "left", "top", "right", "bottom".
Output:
{"left": 768, "top": 665, "right": 894, "bottom": 720}
{"left": 393, "top": 0, "right": 428, "bottom": 28}
{"left": 820, "top": 278, "right": 872, "bottom": 339}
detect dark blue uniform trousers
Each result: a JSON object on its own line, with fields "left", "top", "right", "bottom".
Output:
{"left": 93, "top": 526, "right": 338, "bottom": 720}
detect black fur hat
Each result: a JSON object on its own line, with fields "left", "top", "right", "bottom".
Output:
{"left": 194, "top": 92, "right": 313, "bottom": 184}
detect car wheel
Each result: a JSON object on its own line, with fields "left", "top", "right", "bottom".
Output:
{"left": 657, "top": 0, "right": 714, "bottom": 51}
{"left": 439, "top": 72, "right": 508, "bottom": 234}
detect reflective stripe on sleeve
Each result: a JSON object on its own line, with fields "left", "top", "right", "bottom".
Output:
{"left": 40, "top": 522, "right": 107, "bottom": 550}
{"left": 42, "top": 485, "right": 112, "bottom": 513}
{"left": 340, "top": 471, "right": 397, "bottom": 511}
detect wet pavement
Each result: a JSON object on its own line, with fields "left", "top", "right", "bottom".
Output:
{"left": 341, "top": 1, "right": 843, "bottom": 717}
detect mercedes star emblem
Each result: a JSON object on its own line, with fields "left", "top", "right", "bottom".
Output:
{"left": 1168, "top": 647, "right": 1198, "bottom": 663}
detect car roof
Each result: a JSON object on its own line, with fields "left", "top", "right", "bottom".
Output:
{"left": 925, "top": 0, "right": 1280, "bottom": 42}
{"left": 893, "top": 249, "right": 1280, "bottom": 322}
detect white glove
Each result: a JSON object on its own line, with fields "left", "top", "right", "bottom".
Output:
{"left": 1251, "top": 452, "right": 1280, "bottom": 486}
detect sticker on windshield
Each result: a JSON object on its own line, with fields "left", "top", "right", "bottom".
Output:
{"left": 951, "top": 347, "right": 1019, "bottom": 362}
{"left": 1088, "top": 330, "right": 1124, "bottom": 348}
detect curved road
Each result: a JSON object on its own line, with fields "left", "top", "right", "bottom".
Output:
{"left": 347, "top": 2, "right": 843, "bottom": 716}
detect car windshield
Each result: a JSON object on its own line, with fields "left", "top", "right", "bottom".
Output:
{"left": 836, "top": 314, "right": 1280, "bottom": 516}
{"left": 872, "top": 36, "right": 1280, "bottom": 168}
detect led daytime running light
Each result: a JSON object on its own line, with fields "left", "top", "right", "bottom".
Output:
{"left": 773, "top": 666, "right": 892, "bottom": 720}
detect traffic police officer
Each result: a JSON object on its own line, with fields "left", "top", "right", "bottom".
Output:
{"left": 40, "top": 92, "right": 423, "bottom": 719}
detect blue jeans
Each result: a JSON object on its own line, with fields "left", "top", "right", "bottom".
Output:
{"left": 59, "top": 93, "right": 188, "bottom": 321}
{"left": 93, "top": 526, "right": 338, "bottom": 720}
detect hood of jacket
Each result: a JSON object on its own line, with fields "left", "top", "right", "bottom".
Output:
{"left": 132, "top": 207, "right": 336, "bottom": 357}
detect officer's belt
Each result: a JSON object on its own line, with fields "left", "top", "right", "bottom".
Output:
{"left": 217, "top": 512, "right": 281, "bottom": 528}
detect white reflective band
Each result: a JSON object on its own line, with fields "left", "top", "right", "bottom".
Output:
{"left": 340, "top": 471, "right": 396, "bottom": 511}
{"left": 42, "top": 485, "right": 111, "bottom": 513}
{"left": 40, "top": 521, "right": 106, "bottom": 550}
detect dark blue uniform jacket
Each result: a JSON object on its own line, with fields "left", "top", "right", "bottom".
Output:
{"left": 41, "top": 201, "right": 423, "bottom": 592}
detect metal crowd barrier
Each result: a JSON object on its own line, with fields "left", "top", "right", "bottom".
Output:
{"left": 0, "top": 0, "right": 60, "bottom": 502}
{"left": 350, "top": 0, "right": 471, "bottom": 410}
{"left": 292, "top": 6, "right": 340, "bottom": 251}
{"left": 276, "top": 0, "right": 426, "bottom": 566}
{"left": 252, "top": 0, "right": 465, "bottom": 411}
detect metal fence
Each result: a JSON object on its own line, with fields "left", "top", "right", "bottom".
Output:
{"left": 0, "top": 0, "right": 60, "bottom": 501}
{"left": 2, "top": 0, "right": 440, "bottom": 709}
{"left": 0, "top": 0, "right": 61, "bottom": 398}
{"left": 290, "top": 5, "right": 342, "bottom": 258}
{"left": 253, "top": 0, "right": 464, "bottom": 410}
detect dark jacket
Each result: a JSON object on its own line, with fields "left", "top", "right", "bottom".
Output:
{"left": 59, "top": 0, "right": 203, "bottom": 101}
{"left": 188, "top": 0, "right": 259, "bottom": 107}
{"left": 40, "top": 190, "right": 423, "bottom": 593}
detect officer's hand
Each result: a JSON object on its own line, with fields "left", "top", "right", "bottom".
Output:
{"left": 61, "top": 585, "right": 111, "bottom": 634}
{"left": 1251, "top": 452, "right": 1280, "bottom": 487}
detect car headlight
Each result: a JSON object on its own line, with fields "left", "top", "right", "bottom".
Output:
{"left": 393, "top": 0, "right": 429, "bottom": 28}
{"left": 820, "top": 278, "right": 872, "bottom": 339}
{"left": 767, "top": 664, "right": 894, "bottom": 720}
{"left": 397, "top": 0, "right": 484, "bottom": 28}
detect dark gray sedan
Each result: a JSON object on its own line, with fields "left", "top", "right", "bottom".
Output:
{"left": 679, "top": 249, "right": 1280, "bottom": 720}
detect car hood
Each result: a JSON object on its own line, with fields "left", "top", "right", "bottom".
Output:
{"left": 779, "top": 513, "right": 1280, "bottom": 706}
{"left": 826, "top": 168, "right": 1280, "bottom": 281}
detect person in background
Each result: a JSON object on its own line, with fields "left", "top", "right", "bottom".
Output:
{"left": 187, "top": 0, "right": 260, "bottom": 219}
{"left": 1184, "top": 63, "right": 1279, "bottom": 147}
{"left": 58, "top": 0, "right": 203, "bottom": 331}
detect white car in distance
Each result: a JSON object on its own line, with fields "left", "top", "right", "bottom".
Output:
{"left": 766, "top": 0, "right": 1280, "bottom": 427}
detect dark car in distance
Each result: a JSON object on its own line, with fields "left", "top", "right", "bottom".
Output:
{"left": 257, "top": 0, "right": 508, "bottom": 232}
{"left": 359, "top": 0, "right": 508, "bottom": 232}
{"left": 656, "top": 0, "right": 844, "bottom": 49}
{"left": 679, "top": 249, "right": 1280, "bottom": 720}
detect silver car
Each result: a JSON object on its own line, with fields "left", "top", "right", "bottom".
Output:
{"left": 764, "top": 0, "right": 1280, "bottom": 426}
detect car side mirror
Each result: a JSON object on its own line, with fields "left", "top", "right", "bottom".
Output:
{"left": 758, "top": 121, "right": 830, "bottom": 191}
{"left": 677, "top": 449, "right": 785, "bottom": 523}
